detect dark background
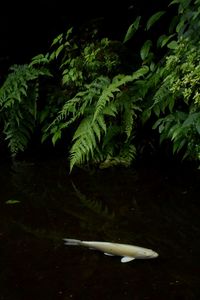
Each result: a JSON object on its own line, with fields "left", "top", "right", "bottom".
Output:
{"left": 0, "top": 0, "right": 170, "bottom": 68}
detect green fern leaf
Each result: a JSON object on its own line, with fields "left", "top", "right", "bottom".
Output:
{"left": 92, "top": 121, "right": 101, "bottom": 142}
{"left": 123, "top": 103, "right": 136, "bottom": 140}
{"left": 96, "top": 115, "right": 107, "bottom": 133}
{"left": 69, "top": 113, "right": 107, "bottom": 171}
{"left": 92, "top": 73, "right": 139, "bottom": 122}
{"left": 102, "top": 102, "right": 118, "bottom": 117}
{"left": 0, "top": 64, "right": 49, "bottom": 155}
{"left": 93, "top": 84, "right": 118, "bottom": 121}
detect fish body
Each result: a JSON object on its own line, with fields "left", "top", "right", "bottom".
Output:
{"left": 63, "top": 238, "right": 159, "bottom": 263}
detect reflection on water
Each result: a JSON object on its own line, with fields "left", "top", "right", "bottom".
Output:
{"left": 0, "top": 158, "right": 200, "bottom": 299}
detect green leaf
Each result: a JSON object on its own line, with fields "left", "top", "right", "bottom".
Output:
{"left": 52, "top": 130, "right": 61, "bottom": 145}
{"left": 169, "top": 0, "right": 180, "bottom": 5}
{"left": 180, "top": 0, "right": 192, "bottom": 9}
{"left": 142, "top": 109, "right": 151, "bottom": 124}
{"left": 41, "top": 131, "right": 49, "bottom": 143}
{"left": 49, "top": 51, "right": 56, "bottom": 61}
{"left": 123, "top": 16, "right": 141, "bottom": 43}
{"left": 65, "top": 27, "right": 73, "bottom": 40}
{"left": 171, "top": 127, "right": 183, "bottom": 140}
{"left": 153, "top": 104, "right": 161, "bottom": 117}
{"left": 192, "top": 9, "right": 200, "bottom": 21}
{"left": 196, "top": 121, "right": 200, "bottom": 135}
{"left": 169, "top": 16, "right": 179, "bottom": 33}
{"left": 167, "top": 40, "right": 178, "bottom": 49}
{"left": 55, "top": 44, "right": 64, "bottom": 58}
{"left": 146, "top": 11, "right": 165, "bottom": 31}
{"left": 62, "top": 74, "right": 70, "bottom": 85}
{"left": 140, "top": 40, "right": 152, "bottom": 60}
{"left": 51, "top": 33, "right": 63, "bottom": 46}
{"left": 97, "top": 115, "right": 107, "bottom": 133}
{"left": 176, "top": 19, "right": 185, "bottom": 33}
{"left": 131, "top": 65, "right": 149, "bottom": 79}
{"left": 157, "top": 34, "right": 176, "bottom": 48}
{"left": 173, "top": 138, "right": 186, "bottom": 154}
{"left": 169, "top": 96, "right": 175, "bottom": 112}
{"left": 6, "top": 199, "right": 20, "bottom": 204}
{"left": 30, "top": 54, "right": 49, "bottom": 65}
{"left": 152, "top": 118, "right": 164, "bottom": 130}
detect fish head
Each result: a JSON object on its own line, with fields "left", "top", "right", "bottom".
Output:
{"left": 138, "top": 248, "right": 159, "bottom": 259}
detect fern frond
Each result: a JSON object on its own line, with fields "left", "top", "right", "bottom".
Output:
{"left": 45, "top": 77, "right": 110, "bottom": 145}
{"left": 3, "top": 110, "right": 34, "bottom": 154}
{"left": 123, "top": 101, "right": 141, "bottom": 140}
{"left": 93, "top": 75, "right": 130, "bottom": 122}
{"left": 93, "top": 66, "right": 148, "bottom": 122}
{"left": 93, "top": 82, "right": 119, "bottom": 121}
{"left": 0, "top": 64, "right": 49, "bottom": 155}
{"left": 69, "top": 115, "right": 107, "bottom": 171}
{"left": 102, "top": 102, "right": 118, "bottom": 117}
{"left": 49, "top": 76, "right": 109, "bottom": 126}
{"left": 151, "top": 80, "right": 172, "bottom": 115}
{"left": 68, "top": 68, "right": 148, "bottom": 171}
{"left": 123, "top": 102, "right": 135, "bottom": 139}
{"left": 96, "top": 114, "right": 107, "bottom": 133}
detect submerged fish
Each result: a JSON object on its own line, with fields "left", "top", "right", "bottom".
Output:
{"left": 63, "top": 238, "right": 159, "bottom": 263}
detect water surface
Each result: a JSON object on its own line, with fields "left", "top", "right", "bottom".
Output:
{"left": 0, "top": 158, "right": 200, "bottom": 300}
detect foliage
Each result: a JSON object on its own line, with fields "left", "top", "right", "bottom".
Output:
{"left": 146, "top": 11, "right": 166, "bottom": 31}
{"left": 1, "top": 0, "right": 200, "bottom": 170}
{"left": 117, "top": 0, "right": 200, "bottom": 164}
{"left": 49, "top": 28, "right": 121, "bottom": 88}
{"left": 150, "top": 38, "right": 200, "bottom": 160}
{"left": 39, "top": 26, "right": 148, "bottom": 171}
{"left": 47, "top": 66, "right": 148, "bottom": 171}
{"left": 5, "top": 199, "right": 21, "bottom": 204}
{"left": 142, "top": 0, "right": 200, "bottom": 161}
{"left": 123, "top": 16, "right": 141, "bottom": 43}
{"left": 0, "top": 64, "right": 50, "bottom": 155}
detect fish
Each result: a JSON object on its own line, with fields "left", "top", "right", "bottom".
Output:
{"left": 63, "top": 238, "right": 159, "bottom": 263}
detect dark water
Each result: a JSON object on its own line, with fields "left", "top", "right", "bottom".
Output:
{"left": 0, "top": 158, "right": 200, "bottom": 300}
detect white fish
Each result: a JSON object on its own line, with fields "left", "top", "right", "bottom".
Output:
{"left": 63, "top": 238, "right": 159, "bottom": 263}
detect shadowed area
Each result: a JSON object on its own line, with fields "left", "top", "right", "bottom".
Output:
{"left": 0, "top": 158, "right": 200, "bottom": 299}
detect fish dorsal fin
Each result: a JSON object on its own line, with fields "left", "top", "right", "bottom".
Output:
{"left": 121, "top": 256, "right": 135, "bottom": 263}
{"left": 104, "top": 253, "right": 115, "bottom": 256}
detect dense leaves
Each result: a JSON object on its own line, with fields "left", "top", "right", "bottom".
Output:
{"left": 0, "top": 64, "right": 50, "bottom": 154}
{"left": 0, "top": 0, "right": 200, "bottom": 170}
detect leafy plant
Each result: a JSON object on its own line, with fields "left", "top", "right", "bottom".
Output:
{"left": 49, "top": 28, "right": 121, "bottom": 88}
{"left": 36, "top": 25, "right": 149, "bottom": 171}
{"left": 0, "top": 64, "right": 51, "bottom": 155}
{"left": 142, "top": 0, "right": 200, "bottom": 161}
{"left": 149, "top": 38, "right": 200, "bottom": 160}
{"left": 47, "top": 65, "right": 148, "bottom": 171}
{"left": 1, "top": 0, "right": 200, "bottom": 169}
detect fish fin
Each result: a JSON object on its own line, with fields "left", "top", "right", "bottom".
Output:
{"left": 63, "top": 238, "right": 81, "bottom": 246}
{"left": 104, "top": 253, "right": 115, "bottom": 256}
{"left": 121, "top": 256, "right": 135, "bottom": 263}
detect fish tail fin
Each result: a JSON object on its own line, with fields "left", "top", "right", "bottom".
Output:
{"left": 63, "top": 238, "right": 82, "bottom": 246}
